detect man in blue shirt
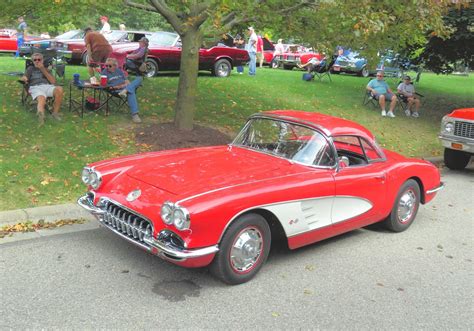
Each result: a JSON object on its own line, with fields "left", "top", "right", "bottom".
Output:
{"left": 367, "top": 71, "right": 398, "bottom": 117}
{"left": 101, "top": 58, "right": 142, "bottom": 123}
{"left": 15, "top": 16, "right": 27, "bottom": 58}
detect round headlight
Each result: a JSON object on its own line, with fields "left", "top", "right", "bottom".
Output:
{"left": 81, "top": 168, "right": 91, "bottom": 184}
{"left": 444, "top": 122, "right": 454, "bottom": 134}
{"left": 173, "top": 208, "right": 190, "bottom": 231}
{"left": 160, "top": 203, "right": 174, "bottom": 225}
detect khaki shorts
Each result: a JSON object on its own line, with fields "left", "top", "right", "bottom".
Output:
{"left": 29, "top": 84, "right": 56, "bottom": 100}
{"left": 256, "top": 52, "right": 263, "bottom": 62}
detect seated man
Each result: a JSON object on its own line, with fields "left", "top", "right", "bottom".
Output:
{"left": 297, "top": 55, "right": 323, "bottom": 72}
{"left": 125, "top": 37, "right": 148, "bottom": 75}
{"left": 20, "top": 53, "right": 63, "bottom": 125}
{"left": 397, "top": 75, "right": 421, "bottom": 118}
{"left": 84, "top": 27, "right": 112, "bottom": 78}
{"left": 102, "top": 57, "right": 142, "bottom": 123}
{"left": 366, "top": 71, "right": 397, "bottom": 117}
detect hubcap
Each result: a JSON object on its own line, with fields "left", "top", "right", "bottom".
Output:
{"left": 397, "top": 189, "right": 417, "bottom": 223}
{"left": 230, "top": 227, "right": 263, "bottom": 273}
{"left": 217, "top": 64, "right": 229, "bottom": 77}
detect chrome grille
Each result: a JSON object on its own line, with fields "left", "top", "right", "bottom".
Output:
{"left": 287, "top": 55, "right": 296, "bottom": 61}
{"left": 101, "top": 200, "right": 153, "bottom": 247}
{"left": 454, "top": 121, "right": 474, "bottom": 139}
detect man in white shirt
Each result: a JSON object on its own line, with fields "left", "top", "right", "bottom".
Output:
{"left": 247, "top": 27, "right": 258, "bottom": 76}
{"left": 100, "top": 16, "right": 111, "bottom": 34}
{"left": 397, "top": 75, "right": 421, "bottom": 117}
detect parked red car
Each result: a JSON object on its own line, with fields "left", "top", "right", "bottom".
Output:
{"left": 274, "top": 44, "right": 321, "bottom": 70}
{"left": 63, "top": 30, "right": 152, "bottom": 64}
{"left": 439, "top": 107, "right": 474, "bottom": 170}
{"left": 112, "top": 31, "right": 249, "bottom": 77}
{"left": 0, "top": 29, "right": 42, "bottom": 52}
{"left": 78, "top": 110, "right": 443, "bottom": 284}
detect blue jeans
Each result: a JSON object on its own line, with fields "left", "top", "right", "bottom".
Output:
{"left": 237, "top": 65, "right": 244, "bottom": 73}
{"left": 15, "top": 36, "right": 24, "bottom": 58}
{"left": 248, "top": 51, "right": 256, "bottom": 75}
{"left": 125, "top": 76, "right": 142, "bottom": 115}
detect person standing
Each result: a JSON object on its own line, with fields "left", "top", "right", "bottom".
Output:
{"left": 84, "top": 27, "right": 112, "bottom": 78}
{"left": 100, "top": 16, "right": 111, "bottom": 34}
{"left": 247, "top": 27, "right": 257, "bottom": 76}
{"left": 256, "top": 34, "right": 264, "bottom": 68}
{"left": 367, "top": 71, "right": 398, "bottom": 117}
{"left": 15, "top": 16, "right": 27, "bottom": 58}
{"left": 119, "top": 23, "right": 126, "bottom": 31}
{"left": 233, "top": 34, "right": 245, "bottom": 74}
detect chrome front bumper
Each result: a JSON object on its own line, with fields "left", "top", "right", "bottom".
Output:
{"left": 426, "top": 182, "right": 445, "bottom": 195}
{"left": 439, "top": 135, "right": 474, "bottom": 153}
{"left": 77, "top": 194, "right": 218, "bottom": 261}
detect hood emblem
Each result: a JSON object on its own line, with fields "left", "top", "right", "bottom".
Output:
{"left": 126, "top": 189, "right": 141, "bottom": 202}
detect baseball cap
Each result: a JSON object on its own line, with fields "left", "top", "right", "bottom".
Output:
{"left": 100, "top": 16, "right": 108, "bottom": 21}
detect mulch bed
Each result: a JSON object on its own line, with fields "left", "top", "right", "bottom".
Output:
{"left": 135, "top": 122, "right": 233, "bottom": 151}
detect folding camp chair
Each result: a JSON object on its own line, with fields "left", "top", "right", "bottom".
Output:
{"left": 362, "top": 79, "right": 379, "bottom": 109}
{"left": 396, "top": 80, "right": 425, "bottom": 115}
{"left": 311, "top": 56, "right": 335, "bottom": 82}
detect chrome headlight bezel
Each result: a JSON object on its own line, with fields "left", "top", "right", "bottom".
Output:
{"left": 441, "top": 116, "right": 455, "bottom": 135}
{"left": 160, "top": 202, "right": 191, "bottom": 231}
{"left": 81, "top": 167, "right": 102, "bottom": 190}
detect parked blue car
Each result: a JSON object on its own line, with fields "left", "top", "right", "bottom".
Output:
{"left": 19, "top": 30, "right": 83, "bottom": 59}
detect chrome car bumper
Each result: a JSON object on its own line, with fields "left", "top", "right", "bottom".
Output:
{"left": 77, "top": 194, "right": 218, "bottom": 261}
{"left": 426, "top": 182, "right": 445, "bottom": 195}
{"left": 439, "top": 135, "right": 474, "bottom": 153}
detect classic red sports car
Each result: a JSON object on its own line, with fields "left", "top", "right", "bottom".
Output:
{"left": 439, "top": 107, "right": 474, "bottom": 170}
{"left": 0, "top": 29, "right": 42, "bottom": 52}
{"left": 273, "top": 44, "right": 322, "bottom": 70}
{"left": 111, "top": 31, "right": 249, "bottom": 77}
{"left": 78, "top": 111, "right": 443, "bottom": 284}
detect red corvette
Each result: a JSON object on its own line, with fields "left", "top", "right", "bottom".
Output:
{"left": 111, "top": 31, "right": 249, "bottom": 77}
{"left": 78, "top": 111, "right": 443, "bottom": 284}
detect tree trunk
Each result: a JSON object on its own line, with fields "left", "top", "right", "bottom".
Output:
{"left": 174, "top": 28, "right": 202, "bottom": 131}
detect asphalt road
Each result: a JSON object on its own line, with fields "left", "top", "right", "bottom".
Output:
{"left": 1, "top": 165, "right": 473, "bottom": 329}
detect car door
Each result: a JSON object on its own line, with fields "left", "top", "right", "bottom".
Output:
{"left": 332, "top": 135, "right": 387, "bottom": 230}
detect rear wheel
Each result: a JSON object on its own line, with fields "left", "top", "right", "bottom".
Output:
{"left": 271, "top": 60, "right": 279, "bottom": 69}
{"left": 145, "top": 58, "right": 158, "bottom": 77}
{"left": 383, "top": 179, "right": 420, "bottom": 232}
{"left": 444, "top": 148, "right": 471, "bottom": 170}
{"left": 210, "top": 213, "right": 271, "bottom": 285}
{"left": 359, "top": 66, "right": 369, "bottom": 77}
{"left": 213, "top": 59, "right": 232, "bottom": 77}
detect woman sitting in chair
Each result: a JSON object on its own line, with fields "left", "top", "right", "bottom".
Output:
{"left": 20, "top": 53, "right": 63, "bottom": 125}
{"left": 102, "top": 57, "right": 142, "bottom": 123}
{"left": 397, "top": 75, "right": 421, "bottom": 118}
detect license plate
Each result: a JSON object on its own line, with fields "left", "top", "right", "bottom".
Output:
{"left": 451, "top": 143, "right": 463, "bottom": 150}
{"left": 333, "top": 66, "right": 340, "bottom": 71}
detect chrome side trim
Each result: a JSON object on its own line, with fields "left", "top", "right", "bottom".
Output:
{"left": 426, "top": 182, "right": 445, "bottom": 195}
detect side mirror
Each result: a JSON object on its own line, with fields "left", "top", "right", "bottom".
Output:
{"left": 338, "top": 156, "right": 350, "bottom": 168}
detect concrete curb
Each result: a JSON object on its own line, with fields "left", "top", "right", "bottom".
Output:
{"left": 0, "top": 203, "right": 95, "bottom": 226}
{"left": 0, "top": 156, "right": 445, "bottom": 227}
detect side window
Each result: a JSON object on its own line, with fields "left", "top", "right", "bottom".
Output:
{"left": 333, "top": 136, "right": 367, "bottom": 166}
{"left": 360, "top": 138, "right": 383, "bottom": 161}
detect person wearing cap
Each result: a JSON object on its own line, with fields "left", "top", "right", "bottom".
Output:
{"left": 397, "top": 75, "right": 421, "bottom": 117}
{"left": 100, "top": 16, "right": 111, "bottom": 34}
{"left": 246, "top": 27, "right": 258, "bottom": 76}
{"left": 126, "top": 37, "right": 149, "bottom": 75}
{"left": 84, "top": 27, "right": 113, "bottom": 78}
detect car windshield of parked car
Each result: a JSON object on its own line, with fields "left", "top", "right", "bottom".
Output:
{"left": 148, "top": 32, "right": 179, "bottom": 47}
{"left": 104, "top": 30, "right": 126, "bottom": 42}
{"left": 233, "top": 118, "right": 335, "bottom": 167}
{"left": 56, "top": 30, "right": 82, "bottom": 40}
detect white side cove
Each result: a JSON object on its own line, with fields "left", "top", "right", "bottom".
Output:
{"left": 261, "top": 196, "right": 373, "bottom": 237}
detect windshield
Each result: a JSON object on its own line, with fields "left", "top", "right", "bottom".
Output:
{"left": 56, "top": 30, "right": 82, "bottom": 40}
{"left": 148, "top": 31, "right": 179, "bottom": 47}
{"left": 233, "top": 117, "right": 335, "bottom": 167}
{"left": 104, "top": 31, "right": 126, "bottom": 42}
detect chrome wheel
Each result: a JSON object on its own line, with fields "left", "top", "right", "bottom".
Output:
{"left": 230, "top": 227, "right": 263, "bottom": 273}
{"left": 214, "top": 59, "right": 231, "bottom": 77}
{"left": 397, "top": 189, "right": 416, "bottom": 223}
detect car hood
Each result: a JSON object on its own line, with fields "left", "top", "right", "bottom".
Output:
{"left": 124, "top": 146, "right": 288, "bottom": 196}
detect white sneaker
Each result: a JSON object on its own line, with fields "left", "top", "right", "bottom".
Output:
{"left": 131, "top": 114, "right": 142, "bottom": 123}
{"left": 412, "top": 112, "right": 419, "bottom": 118}
{"left": 118, "top": 89, "right": 128, "bottom": 97}
{"left": 405, "top": 109, "right": 411, "bottom": 116}
{"left": 381, "top": 110, "right": 387, "bottom": 117}
{"left": 387, "top": 111, "right": 396, "bottom": 118}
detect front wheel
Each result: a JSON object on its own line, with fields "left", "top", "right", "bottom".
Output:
{"left": 145, "top": 58, "right": 158, "bottom": 77}
{"left": 213, "top": 59, "right": 231, "bottom": 77}
{"left": 283, "top": 64, "right": 293, "bottom": 70}
{"left": 81, "top": 52, "right": 89, "bottom": 65}
{"left": 271, "top": 60, "right": 279, "bottom": 69}
{"left": 444, "top": 148, "right": 471, "bottom": 170}
{"left": 210, "top": 213, "right": 271, "bottom": 285}
{"left": 383, "top": 179, "right": 420, "bottom": 232}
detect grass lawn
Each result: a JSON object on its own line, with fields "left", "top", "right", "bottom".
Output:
{"left": 0, "top": 55, "right": 472, "bottom": 211}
